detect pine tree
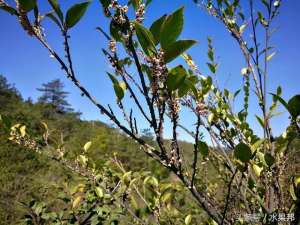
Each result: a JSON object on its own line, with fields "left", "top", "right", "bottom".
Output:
{"left": 37, "top": 79, "right": 73, "bottom": 114}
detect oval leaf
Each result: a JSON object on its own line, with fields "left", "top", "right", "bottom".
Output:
{"left": 48, "top": 0, "right": 64, "bottom": 22}
{"left": 164, "top": 40, "right": 197, "bottom": 63}
{"left": 83, "top": 141, "right": 92, "bottom": 152}
{"left": 252, "top": 164, "right": 263, "bottom": 177}
{"left": 198, "top": 141, "right": 209, "bottom": 157}
{"left": 264, "top": 153, "right": 275, "bottom": 167}
{"left": 95, "top": 187, "right": 104, "bottom": 198}
{"left": 66, "top": 2, "right": 90, "bottom": 28}
{"left": 150, "top": 14, "right": 166, "bottom": 45}
{"left": 185, "top": 214, "right": 192, "bottom": 225}
{"left": 20, "top": 125, "right": 26, "bottom": 137}
{"left": 166, "top": 65, "right": 187, "bottom": 91}
{"left": 72, "top": 196, "right": 82, "bottom": 208}
{"left": 0, "top": 5, "right": 18, "bottom": 15}
{"left": 287, "top": 95, "right": 300, "bottom": 119}
{"left": 134, "top": 22, "right": 156, "bottom": 56}
{"left": 160, "top": 7, "right": 184, "bottom": 48}
{"left": 234, "top": 143, "right": 252, "bottom": 163}
{"left": 18, "top": 0, "right": 36, "bottom": 12}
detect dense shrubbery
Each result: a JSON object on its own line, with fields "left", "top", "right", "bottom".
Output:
{"left": 1, "top": 0, "right": 300, "bottom": 224}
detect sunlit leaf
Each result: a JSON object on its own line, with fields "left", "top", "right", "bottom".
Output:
{"left": 83, "top": 141, "right": 92, "bottom": 152}
{"left": 185, "top": 214, "right": 192, "bottom": 225}
{"left": 266, "top": 52, "right": 276, "bottom": 61}
{"left": 20, "top": 125, "right": 26, "bottom": 137}
{"left": 95, "top": 187, "right": 104, "bottom": 198}
{"left": 72, "top": 196, "right": 82, "bottom": 208}
{"left": 290, "top": 184, "right": 297, "bottom": 201}
{"left": 253, "top": 164, "right": 263, "bottom": 177}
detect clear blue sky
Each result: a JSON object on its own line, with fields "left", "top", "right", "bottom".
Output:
{"left": 0, "top": 0, "right": 299, "bottom": 142}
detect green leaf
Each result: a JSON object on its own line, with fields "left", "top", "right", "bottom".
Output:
{"left": 45, "top": 12, "right": 62, "bottom": 29}
{"left": 166, "top": 65, "right": 187, "bottom": 91}
{"left": 130, "top": 0, "right": 141, "bottom": 11}
{"left": 150, "top": 14, "right": 167, "bottom": 45}
{"left": 160, "top": 7, "right": 184, "bottom": 48}
{"left": 234, "top": 143, "right": 252, "bottom": 163}
{"left": 134, "top": 22, "right": 156, "bottom": 56}
{"left": 110, "top": 20, "right": 122, "bottom": 41}
{"left": 0, "top": 5, "right": 18, "bottom": 15}
{"left": 99, "top": 0, "right": 110, "bottom": 8}
{"left": 95, "top": 187, "right": 104, "bottom": 198}
{"left": 270, "top": 93, "right": 289, "bottom": 112}
{"left": 266, "top": 52, "right": 276, "bottom": 61}
{"left": 272, "top": 94, "right": 300, "bottom": 119}
{"left": 290, "top": 184, "right": 297, "bottom": 201}
{"left": 287, "top": 95, "right": 300, "bottom": 119}
{"left": 72, "top": 196, "right": 82, "bottom": 208}
{"left": 65, "top": 1, "right": 90, "bottom": 28}
{"left": 107, "top": 73, "right": 126, "bottom": 101}
{"left": 198, "top": 141, "right": 209, "bottom": 157}
{"left": 20, "top": 125, "right": 26, "bottom": 137}
{"left": 83, "top": 141, "right": 92, "bottom": 152}
{"left": 252, "top": 164, "right": 263, "bottom": 177}
{"left": 0, "top": 114, "right": 12, "bottom": 130}
{"left": 255, "top": 115, "right": 264, "bottom": 128}
{"left": 207, "top": 63, "right": 217, "bottom": 74}
{"left": 18, "top": 0, "right": 36, "bottom": 12}
{"left": 164, "top": 40, "right": 197, "bottom": 63}
{"left": 185, "top": 215, "right": 192, "bottom": 225}
{"left": 264, "top": 153, "right": 275, "bottom": 167}
{"left": 144, "top": 176, "right": 159, "bottom": 187}
{"left": 48, "top": 0, "right": 64, "bottom": 22}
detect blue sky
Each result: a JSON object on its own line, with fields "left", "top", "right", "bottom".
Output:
{"left": 0, "top": 0, "right": 299, "bottom": 142}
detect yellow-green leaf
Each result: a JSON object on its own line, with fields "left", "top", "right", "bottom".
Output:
{"left": 95, "top": 187, "right": 104, "bottom": 198}
{"left": 20, "top": 125, "right": 26, "bottom": 137}
{"left": 83, "top": 141, "right": 92, "bottom": 152}
{"left": 72, "top": 196, "right": 82, "bottom": 208}
{"left": 290, "top": 184, "right": 297, "bottom": 201}
{"left": 252, "top": 164, "right": 263, "bottom": 177}
{"left": 266, "top": 52, "right": 276, "bottom": 61}
{"left": 185, "top": 214, "right": 192, "bottom": 225}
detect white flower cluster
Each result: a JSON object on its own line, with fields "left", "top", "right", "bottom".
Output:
{"left": 109, "top": 0, "right": 129, "bottom": 24}
{"left": 135, "top": 3, "right": 145, "bottom": 23}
